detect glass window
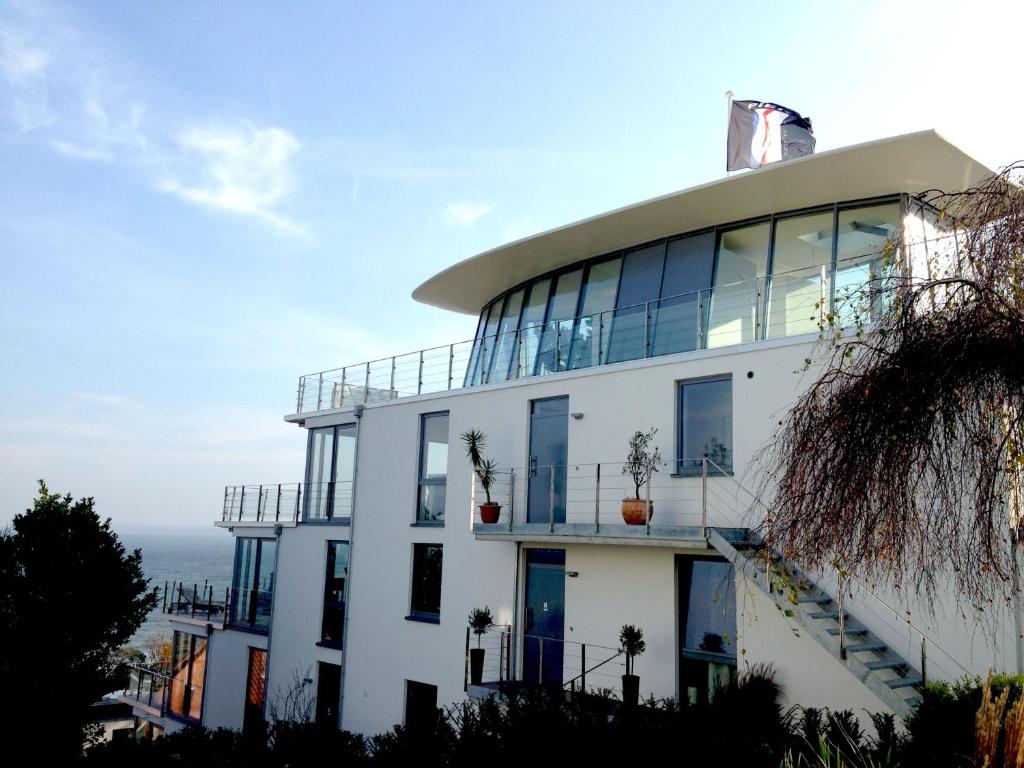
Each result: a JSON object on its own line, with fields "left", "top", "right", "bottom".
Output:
{"left": 607, "top": 243, "right": 665, "bottom": 364}
{"left": 305, "top": 424, "right": 355, "bottom": 520}
{"left": 654, "top": 232, "right": 716, "bottom": 356}
{"left": 487, "top": 288, "right": 524, "bottom": 383}
{"left": 708, "top": 223, "right": 770, "bottom": 347}
{"left": 316, "top": 662, "right": 342, "bottom": 729}
{"left": 766, "top": 210, "right": 835, "bottom": 339}
{"left": 320, "top": 541, "right": 349, "bottom": 648}
{"left": 244, "top": 648, "right": 267, "bottom": 736}
{"left": 514, "top": 278, "right": 551, "bottom": 380}
{"left": 230, "top": 537, "right": 276, "bottom": 632}
{"left": 835, "top": 202, "right": 901, "bottom": 327}
{"left": 535, "top": 268, "right": 582, "bottom": 375}
{"left": 677, "top": 377, "right": 732, "bottom": 474}
{"left": 417, "top": 412, "right": 448, "bottom": 523}
{"left": 678, "top": 557, "right": 736, "bottom": 706}
{"left": 409, "top": 543, "right": 443, "bottom": 621}
{"left": 169, "top": 631, "right": 207, "bottom": 721}
{"left": 333, "top": 424, "right": 356, "bottom": 518}
{"left": 568, "top": 257, "right": 621, "bottom": 370}
{"left": 467, "top": 301, "right": 501, "bottom": 386}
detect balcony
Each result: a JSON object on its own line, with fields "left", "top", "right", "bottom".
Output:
{"left": 220, "top": 481, "right": 352, "bottom": 525}
{"left": 162, "top": 580, "right": 229, "bottom": 628}
{"left": 291, "top": 256, "right": 889, "bottom": 417}
{"left": 471, "top": 458, "right": 750, "bottom": 546}
{"left": 117, "top": 662, "right": 171, "bottom": 717}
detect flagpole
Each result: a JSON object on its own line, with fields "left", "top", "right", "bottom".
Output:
{"left": 725, "top": 90, "right": 734, "bottom": 176}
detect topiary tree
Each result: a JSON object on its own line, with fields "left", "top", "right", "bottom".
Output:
{"left": 0, "top": 481, "right": 157, "bottom": 759}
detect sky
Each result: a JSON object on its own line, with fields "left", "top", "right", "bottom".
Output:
{"left": 1, "top": 0, "right": 1022, "bottom": 530}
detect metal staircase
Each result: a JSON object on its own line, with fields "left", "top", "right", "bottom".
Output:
{"left": 707, "top": 527, "right": 924, "bottom": 719}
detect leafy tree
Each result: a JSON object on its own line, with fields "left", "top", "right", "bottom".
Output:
{"left": 0, "top": 481, "right": 157, "bottom": 759}
{"left": 760, "top": 165, "right": 1024, "bottom": 610}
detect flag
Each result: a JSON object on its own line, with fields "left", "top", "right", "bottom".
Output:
{"left": 727, "top": 100, "right": 815, "bottom": 171}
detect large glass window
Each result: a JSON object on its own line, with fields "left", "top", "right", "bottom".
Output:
{"left": 568, "top": 256, "right": 621, "bottom": 370}
{"left": 471, "top": 301, "right": 502, "bottom": 385}
{"left": 320, "top": 541, "right": 349, "bottom": 648}
{"left": 514, "top": 278, "right": 551, "bottom": 380}
{"left": 416, "top": 412, "right": 449, "bottom": 523}
{"left": 487, "top": 288, "right": 524, "bottom": 383}
{"left": 654, "top": 231, "right": 716, "bottom": 356}
{"left": 835, "top": 202, "right": 901, "bottom": 327}
{"left": 230, "top": 537, "right": 276, "bottom": 632}
{"left": 678, "top": 557, "right": 736, "bottom": 706}
{"left": 169, "top": 631, "right": 207, "bottom": 721}
{"left": 409, "top": 543, "right": 443, "bottom": 622}
{"left": 607, "top": 243, "right": 665, "bottom": 363}
{"left": 305, "top": 423, "right": 356, "bottom": 520}
{"left": 766, "top": 210, "right": 835, "bottom": 338}
{"left": 677, "top": 377, "right": 732, "bottom": 474}
{"left": 535, "top": 269, "right": 582, "bottom": 375}
{"left": 708, "top": 223, "right": 770, "bottom": 348}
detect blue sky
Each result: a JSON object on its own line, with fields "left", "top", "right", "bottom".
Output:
{"left": 1, "top": 0, "right": 1021, "bottom": 529}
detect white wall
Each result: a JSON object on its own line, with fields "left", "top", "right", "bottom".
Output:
{"left": 202, "top": 626, "right": 266, "bottom": 731}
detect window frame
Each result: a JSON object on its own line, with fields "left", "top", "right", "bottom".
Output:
{"left": 304, "top": 422, "right": 357, "bottom": 522}
{"left": 675, "top": 375, "right": 734, "bottom": 477}
{"left": 229, "top": 536, "right": 276, "bottom": 633}
{"left": 319, "top": 540, "right": 350, "bottom": 649}
{"left": 407, "top": 542, "right": 443, "bottom": 623}
{"left": 415, "top": 411, "right": 449, "bottom": 525}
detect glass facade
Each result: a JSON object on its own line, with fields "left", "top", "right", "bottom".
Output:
{"left": 416, "top": 412, "right": 449, "bottom": 523}
{"left": 169, "top": 631, "right": 207, "bottom": 721}
{"left": 463, "top": 196, "right": 906, "bottom": 386}
{"left": 230, "top": 537, "right": 276, "bottom": 632}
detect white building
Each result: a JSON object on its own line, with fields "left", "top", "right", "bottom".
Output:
{"left": 118, "top": 130, "right": 1013, "bottom": 738}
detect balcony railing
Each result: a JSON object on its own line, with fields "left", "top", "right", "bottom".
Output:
{"left": 471, "top": 458, "right": 748, "bottom": 540}
{"left": 162, "top": 580, "right": 230, "bottom": 623}
{"left": 221, "top": 481, "right": 353, "bottom": 524}
{"left": 228, "top": 587, "right": 273, "bottom": 633}
{"left": 465, "top": 625, "right": 626, "bottom": 698}
{"left": 294, "top": 258, "right": 888, "bottom": 414}
{"left": 120, "top": 662, "right": 171, "bottom": 715}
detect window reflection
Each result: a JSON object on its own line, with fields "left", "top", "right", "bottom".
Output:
{"left": 835, "top": 203, "right": 900, "bottom": 327}
{"left": 766, "top": 211, "right": 834, "bottom": 338}
{"left": 708, "top": 223, "right": 769, "bottom": 347}
{"left": 568, "top": 257, "right": 620, "bottom": 370}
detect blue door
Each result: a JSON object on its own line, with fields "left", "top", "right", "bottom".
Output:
{"left": 527, "top": 397, "right": 568, "bottom": 524}
{"left": 523, "top": 549, "right": 565, "bottom": 685}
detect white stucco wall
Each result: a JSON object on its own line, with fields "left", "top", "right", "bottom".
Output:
{"left": 201, "top": 625, "right": 266, "bottom": 731}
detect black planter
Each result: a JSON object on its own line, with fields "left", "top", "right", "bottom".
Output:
{"left": 470, "top": 648, "right": 485, "bottom": 685}
{"left": 622, "top": 674, "right": 639, "bottom": 707}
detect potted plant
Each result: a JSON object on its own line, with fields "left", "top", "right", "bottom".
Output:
{"left": 621, "top": 428, "right": 661, "bottom": 525}
{"left": 467, "top": 606, "right": 493, "bottom": 685}
{"left": 462, "top": 429, "right": 501, "bottom": 524}
{"left": 619, "top": 624, "right": 645, "bottom": 707}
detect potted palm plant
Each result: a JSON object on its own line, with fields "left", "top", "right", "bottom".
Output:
{"left": 619, "top": 623, "right": 645, "bottom": 708}
{"left": 467, "top": 606, "right": 493, "bottom": 685}
{"left": 621, "top": 428, "right": 661, "bottom": 525}
{"left": 462, "top": 429, "right": 501, "bottom": 524}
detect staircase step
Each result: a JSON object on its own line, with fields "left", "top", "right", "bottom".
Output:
{"left": 865, "top": 659, "right": 910, "bottom": 671}
{"left": 846, "top": 642, "right": 888, "bottom": 653}
{"left": 886, "top": 675, "right": 923, "bottom": 689}
{"left": 808, "top": 611, "right": 849, "bottom": 620}
{"left": 826, "top": 627, "right": 868, "bottom": 636}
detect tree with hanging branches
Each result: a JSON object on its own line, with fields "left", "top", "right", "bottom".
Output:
{"left": 758, "top": 163, "right": 1024, "bottom": 614}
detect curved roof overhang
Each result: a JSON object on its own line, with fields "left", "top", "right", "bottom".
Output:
{"left": 412, "top": 130, "right": 994, "bottom": 315}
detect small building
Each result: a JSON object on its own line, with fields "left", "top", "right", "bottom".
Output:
{"left": 118, "top": 129, "right": 1011, "bottom": 738}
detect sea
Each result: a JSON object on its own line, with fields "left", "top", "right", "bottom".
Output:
{"left": 118, "top": 528, "right": 235, "bottom": 649}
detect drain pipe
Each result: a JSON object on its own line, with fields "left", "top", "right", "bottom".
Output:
{"left": 337, "top": 403, "right": 365, "bottom": 726}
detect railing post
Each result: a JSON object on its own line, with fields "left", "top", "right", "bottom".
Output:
{"left": 702, "top": 458, "right": 708, "bottom": 536}
{"left": 363, "top": 363, "right": 370, "bottom": 404}
{"left": 239, "top": 486, "right": 246, "bottom": 521}
{"left": 296, "top": 483, "right": 303, "bottom": 523}
{"left": 644, "top": 468, "right": 652, "bottom": 535}
{"left": 448, "top": 345, "right": 454, "bottom": 390}
{"left": 222, "top": 486, "right": 229, "bottom": 522}
{"left": 643, "top": 301, "right": 650, "bottom": 358}
{"left": 508, "top": 468, "right": 515, "bottom": 532}
{"left": 549, "top": 466, "right": 555, "bottom": 533}
{"left": 275, "top": 484, "right": 281, "bottom": 522}
{"left": 506, "top": 628, "right": 512, "bottom": 682}
{"left": 340, "top": 367, "right": 347, "bottom": 407}
{"left": 191, "top": 583, "right": 197, "bottom": 618}
{"left": 257, "top": 485, "right": 264, "bottom": 522}
{"left": 921, "top": 637, "right": 927, "bottom": 686}
{"left": 837, "top": 572, "right": 847, "bottom": 660}
{"left": 597, "top": 313, "right": 604, "bottom": 365}
{"left": 464, "top": 626, "right": 470, "bottom": 692}
{"left": 207, "top": 585, "right": 213, "bottom": 617}
{"left": 581, "top": 643, "right": 586, "bottom": 693}
{"left": 162, "top": 581, "right": 168, "bottom": 612}
{"left": 555, "top": 323, "right": 562, "bottom": 372}
{"left": 317, "top": 372, "right": 324, "bottom": 410}
{"left": 595, "top": 463, "right": 601, "bottom": 533}
{"left": 296, "top": 378, "right": 304, "bottom": 414}
{"left": 390, "top": 356, "right": 396, "bottom": 396}
{"left": 697, "top": 292, "right": 704, "bottom": 349}
{"left": 418, "top": 350, "right": 424, "bottom": 395}
{"left": 755, "top": 279, "right": 763, "bottom": 341}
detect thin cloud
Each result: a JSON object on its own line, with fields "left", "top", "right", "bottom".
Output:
{"left": 442, "top": 200, "right": 492, "bottom": 229}
{"left": 161, "top": 123, "right": 306, "bottom": 236}
{"left": 51, "top": 139, "right": 113, "bottom": 162}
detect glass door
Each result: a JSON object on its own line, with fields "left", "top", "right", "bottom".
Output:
{"left": 523, "top": 549, "right": 565, "bottom": 685}
{"left": 527, "top": 396, "right": 568, "bottom": 524}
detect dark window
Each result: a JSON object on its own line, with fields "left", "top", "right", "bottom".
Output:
{"left": 677, "top": 377, "right": 732, "bottom": 475}
{"left": 568, "top": 256, "right": 621, "bottom": 370}
{"left": 535, "top": 268, "right": 582, "bottom": 375}
{"left": 315, "top": 662, "right": 341, "bottom": 729}
{"left": 416, "top": 413, "right": 449, "bottom": 523}
{"left": 653, "top": 231, "right": 716, "bottom": 356}
{"left": 409, "top": 543, "right": 443, "bottom": 622}
{"left": 305, "top": 423, "right": 356, "bottom": 521}
{"left": 320, "top": 541, "right": 350, "bottom": 648}
{"left": 405, "top": 680, "right": 438, "bottom": 734}
{"left": 607, "top": 242, "right": 665, "bottom": 364}
{"left": 243, "top": 648, "right": 267, "bottom": 736}
{"left": 230, "top": 537, "right": 276, "bottom": 632}
{"left": 169, "top": 631, "right": 207, "bottom": 721}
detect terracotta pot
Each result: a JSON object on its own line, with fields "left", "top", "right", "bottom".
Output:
{"left": 479, "top": 503, "right": 501, "bottom": 524}
{"left": 621, "top": 499, "right": 653, "bottom": 525}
